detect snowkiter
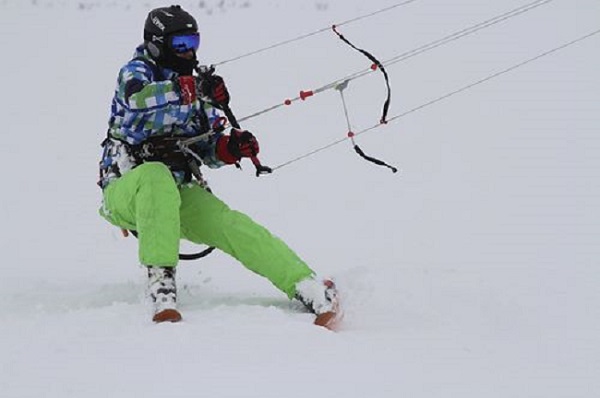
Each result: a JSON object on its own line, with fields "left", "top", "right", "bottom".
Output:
{"left": 97, "top": 5, "right": 340, "bottom": 328}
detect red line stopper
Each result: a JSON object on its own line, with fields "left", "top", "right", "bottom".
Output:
{"left": 300, "top": 90, "right": 314, "bottom": 101}
{"left": 284, "top": 99, "right": 292, "bottom": 105}
{"left": 347, "top": 131, "right": 355, "bottom": 138}
{"left": 371, "top": 63, "right": 378, "bottom": 71}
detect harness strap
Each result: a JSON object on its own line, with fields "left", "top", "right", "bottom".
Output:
{"left": 128, "top": 230, "right": 216, "bottom": 261}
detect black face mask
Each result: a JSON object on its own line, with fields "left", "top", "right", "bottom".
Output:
{"left": 161, "top": 50, "right": 198, "bottom": 76}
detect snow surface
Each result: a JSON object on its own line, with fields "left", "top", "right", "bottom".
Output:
{"left": 1, "top": 0, "right": 599, "bottom": 397}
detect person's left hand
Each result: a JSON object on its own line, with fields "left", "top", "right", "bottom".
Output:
{"left": 197, "top": 74, "right": 230, "bottom": 105}
{"left": 216, "top": 128, "right": 259, "bottom": 164}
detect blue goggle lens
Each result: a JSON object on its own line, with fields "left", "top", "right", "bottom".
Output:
{"left": 170, "top": 33, "right": 200, "bottom": 53}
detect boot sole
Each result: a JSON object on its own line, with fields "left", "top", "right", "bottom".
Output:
{"left": 153, "top": 309, "right": 182, "bottom": 323}
{"left": 314, "top": 311, "right": 341, "bottom": 330}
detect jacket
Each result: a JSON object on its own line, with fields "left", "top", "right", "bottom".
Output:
{"left": 98, "top": 45, "right": 226, "bottom": 189}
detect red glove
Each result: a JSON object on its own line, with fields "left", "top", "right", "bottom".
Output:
{"left": 198, "top": 75, "right": 230, "bottom": 105}
{"left": 216, "top": 128, "right": 260, "bottom": 164}
{"left": 177, "top": 75, "right": 196, "bottom": 105}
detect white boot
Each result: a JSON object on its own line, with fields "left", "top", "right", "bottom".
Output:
{"left": 295, "top": 276, "right": 341, "bottom": 329}
{"left": 147, "top": 266, "right": 182, "bottom": 323}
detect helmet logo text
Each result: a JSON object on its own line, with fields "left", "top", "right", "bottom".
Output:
{"left": 152, "top": 16, "right": 166, "bottom": 32}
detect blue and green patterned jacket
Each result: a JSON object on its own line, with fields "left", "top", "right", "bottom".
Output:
{"left": 99, "top": 45, "right": 225, "bottom": 188}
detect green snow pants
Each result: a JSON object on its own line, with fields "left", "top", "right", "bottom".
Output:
{"left": 99, "top": 162, "right": 313, "bottom": 297}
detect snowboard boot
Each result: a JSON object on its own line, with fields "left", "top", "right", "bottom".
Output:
{"left": 147, "top": 266, "right": 182, "bottom": 323}
{"left": 295, "top": 277, "right": 342, "bottom": 330}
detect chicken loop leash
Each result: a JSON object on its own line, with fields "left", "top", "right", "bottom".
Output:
{"left": 170, "top": 66, "right": 274, "bottom": 260}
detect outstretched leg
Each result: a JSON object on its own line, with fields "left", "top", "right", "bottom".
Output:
{"left": 179, "top": 184, "right": 314, "bottom": 298}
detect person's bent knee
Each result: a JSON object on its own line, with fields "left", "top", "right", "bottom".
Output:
{"left": 136, "top": 162, "right": 176, "bottom": 186}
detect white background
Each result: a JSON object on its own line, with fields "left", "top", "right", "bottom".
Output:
{"left": 1, "top": 1, "right": 599, "bottom": 397}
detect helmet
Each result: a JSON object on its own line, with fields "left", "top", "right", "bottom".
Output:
{"left": 143, "top": 5, "right": 199, "bottom": 74}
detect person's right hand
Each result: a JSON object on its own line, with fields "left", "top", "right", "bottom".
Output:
{"left": 177, "top": 75, "right": 196, "bottom": 105}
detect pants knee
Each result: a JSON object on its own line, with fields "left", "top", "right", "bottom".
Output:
{"left": 136, "top": 162, "right": 177, "bottom": 186}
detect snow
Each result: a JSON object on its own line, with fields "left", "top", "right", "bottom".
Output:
{"left": 1, "top": 0, "right": 600, "bottom": 397}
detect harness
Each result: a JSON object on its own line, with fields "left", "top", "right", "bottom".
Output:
{"left": 132, "top": 135, "right": 194, "bottom": 182}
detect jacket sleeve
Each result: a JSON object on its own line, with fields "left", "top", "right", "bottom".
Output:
{"left": 111, "top": 59, "right": 201, "bottom": 146}
{"left": 113, "top": 59, "right": 229, "bottom": 169}
{"left": 117, "top": 60, "right": 180, "bottom": 111}
{"left": 184, "top": 102, "right": 229, "bottom": 169}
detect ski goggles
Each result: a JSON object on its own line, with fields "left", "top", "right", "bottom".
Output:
{"left": 170, "top": 33, "right": 200, "bottom": 53}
